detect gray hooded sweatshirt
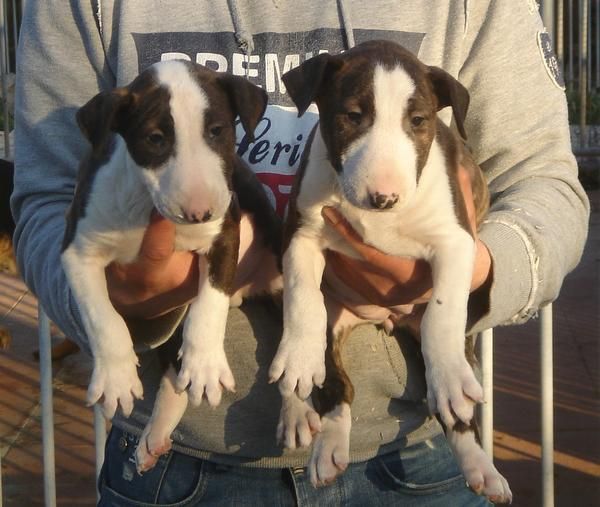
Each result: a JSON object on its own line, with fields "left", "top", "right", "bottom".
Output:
{"left": 12, "top": 0, "right": 589, "bottom": 467}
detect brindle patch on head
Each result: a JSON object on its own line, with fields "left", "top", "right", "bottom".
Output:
{"left": 399, "top": 82, "right": 438, "bottom": 180}
{"left": 187, "top": 63, "right": 238, "bottom": 187}
{"left": 114, "top": 69, "right": 176, "bottom": 170}
{"left": 185, "top": 61, "right": 268, "bottom": 189}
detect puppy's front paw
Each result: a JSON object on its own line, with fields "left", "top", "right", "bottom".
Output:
{"left": 425, "top": 355, "right": 483, "bottom": 428}
{"left": 277, "top": 395, "right": 321, "bottom": 449}
{"left": 175, "top": 345, "right": 235, "bottom": 407}
{"left": 268, "top": 332, "right": 326, "bottom": 399}
{"left": 87, "top": 354, "right": 143, "bottom": 419}
{"left": 308, "top": 404, "right": 351, "bottom": 488}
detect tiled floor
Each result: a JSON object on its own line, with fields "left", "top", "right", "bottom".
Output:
{"left": 0, "top": 190, "right": 598, "bottom": 506}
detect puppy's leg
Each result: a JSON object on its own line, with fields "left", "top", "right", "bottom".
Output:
{"left": 62, "top": 247, "right": 142, "bottom": 419}
{"left": 437, "top": 336, "right": 512, "bottom": 504}
{"left": 176, "top": 205, "right": 240, "bottom": 407}
{"left": 269, "top": 233, "right": 327, "bottom": 400}
{"left": 420, "top": 231, "right": 483, "bottom": 428}
{"left": 445, "top": 421, "right": 512, "bottom": 504}
{"left": 135, "top": 365, "right": 188, "bottom": 474}
{"left": 307, "top": 326, "right": 354, "bottom": 488}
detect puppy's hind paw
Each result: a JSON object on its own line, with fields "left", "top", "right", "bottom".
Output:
{"left": 277, "top": 395, "right": 321, "bottom": 449}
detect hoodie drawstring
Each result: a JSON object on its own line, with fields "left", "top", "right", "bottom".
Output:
{"left": 337, "top": 0, "right": 356, "bottom": 49}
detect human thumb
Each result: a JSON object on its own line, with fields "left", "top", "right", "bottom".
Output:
{"left": 138, "top": 209, "right": 176, "bottom": 265}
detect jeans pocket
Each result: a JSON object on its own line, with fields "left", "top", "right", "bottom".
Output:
{"left": 98, "top": 428, "right": 208, "bottom": 506}
{"left": 373, "top": 435, "right": 465, "bottom": 496}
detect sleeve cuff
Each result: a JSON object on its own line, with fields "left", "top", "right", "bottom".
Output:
{"left": 468, "top": 219, "right": 537, "bottom": 334}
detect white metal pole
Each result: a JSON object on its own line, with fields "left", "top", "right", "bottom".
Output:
{"left": 592, "top": 1, "right": 600, "bottom": 88}
{"left": 0, "top": 0, "right": 10, "bottom": 157}
{"left": 557, "top": 0, "right": 564, "bottom": 72}
{"left": 568, "top": 0, "right": 574, "bottom": 84}
{"left": 94, "top": 405, "right": 106, "bottom": 502}
{"left": 38, "top": 308, "right": 57, "bottom": 507}
{"left": 541, "top": 0, "right": 555, "bottom": 40}
{"left": 540, "top": 304, "right": 554, "bottom": 507}
{"left": 479, "top": 328, "right": 494, "bottom": 457}
{"left": 580, "top": 0, "right": 589, "bottom": 148}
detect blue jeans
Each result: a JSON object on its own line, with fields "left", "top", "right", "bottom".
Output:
{"left": 98, "top": 427, "right": 490, "bottom": 506}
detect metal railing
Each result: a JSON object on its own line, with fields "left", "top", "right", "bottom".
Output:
{"left": 1, "top": 2, "right": 585, "bottom": 506}
{"left": 545, "top": 0, "right": 600, "bottom": 155}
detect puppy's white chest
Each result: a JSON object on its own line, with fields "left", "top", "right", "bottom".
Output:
{"left": 338, "top": 205, "right": 436, "bottom": 260}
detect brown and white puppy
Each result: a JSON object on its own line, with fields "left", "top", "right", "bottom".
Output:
{"left": 62, "top": 61, "right": 281, "bottom": 434}
{"left": 268, "top": 41, "right": 511, "bottom": 503}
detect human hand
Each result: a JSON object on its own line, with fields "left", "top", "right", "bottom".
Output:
{"left": 322, "top": 165, "right": 492, "bottom": 310}
{"left": 106, "top": 210, "right": 200, "bottom": 319}
{"left": 106, "top": 209, "right": 279, "bottom": 320}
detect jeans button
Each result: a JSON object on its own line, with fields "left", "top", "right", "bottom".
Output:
{"left": 118, "top": 436, "right": 128, "bottom": 452}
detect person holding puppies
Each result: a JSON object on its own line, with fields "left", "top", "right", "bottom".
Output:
{"left": 13, "top": 1, "right": 588, "bottom": 505}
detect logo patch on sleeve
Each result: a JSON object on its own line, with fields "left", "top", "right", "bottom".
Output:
{"left": 537, "top": 30, "right": 565, "bottom": 90}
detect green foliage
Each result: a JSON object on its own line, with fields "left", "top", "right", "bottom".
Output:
{"left": 567, "top": 87, "right": 600, "bottom": 125}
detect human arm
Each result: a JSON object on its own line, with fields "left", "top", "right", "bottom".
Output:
{"left": 457, "top": 1, "right": 588, "bottom": 332}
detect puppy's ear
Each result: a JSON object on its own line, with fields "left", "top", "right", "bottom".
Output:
{"left": 218, "top": 74, "right": 268, "bottom": 142}
{"left": 282, "top": 53, "right": 343, "bottom": 117}
{"left": 76, "top": 88, "right": 131, "bottom": 153}
{"left": 428, "top": 66, "right": 470, "bottom": 139}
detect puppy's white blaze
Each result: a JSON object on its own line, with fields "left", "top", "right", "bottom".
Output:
{"left": 341, "top": 65, "right": 418, "bottom": 208}
{"left": 147, "top": 60, "right": 230, "bottom": 221}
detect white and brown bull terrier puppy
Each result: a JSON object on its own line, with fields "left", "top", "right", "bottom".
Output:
{"left": 269, "top": 40, "right": 512, "bottom": 503}
{"left": 62, "top": 61, "right": 282, "bottom": 467}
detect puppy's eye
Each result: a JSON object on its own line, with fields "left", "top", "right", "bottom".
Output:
{"left": 146, "top": 131, "right": 165, "bottom": 147}
{"left": 209, "top": 125, "right": 224, "bottom": 138}
{"left": 411, "top": 116, "right": 425, "bottom": 127}
{"left": 347, "top": 111, "right": 363, "bottom": 125}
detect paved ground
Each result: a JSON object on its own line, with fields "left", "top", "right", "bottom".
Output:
{"left": 0, "top": 190, "right": 598, "bottom": 506}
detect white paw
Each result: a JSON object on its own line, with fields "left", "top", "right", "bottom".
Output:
{"left": 134, "top": 424, "right": 173, "bottom": 474}
{"left": 277, "top": 395, "right": 321, "bottom": 449}
{"left": 425, "top": 354, "right": 483, "bottom": 428}
{"left": 269, "top": 332, "right": 326, "bottom": 399}
{"left": 308, "top": 404, "right": 351, "bottom": 488}
{"left": 87, "top": 354, "right": 143, "bottom": 419}
{"left": 455, "top": 441, "right": 513, "bottom": 504}
{"left": 175, "top": 344, "right": 235, "bottom": 407}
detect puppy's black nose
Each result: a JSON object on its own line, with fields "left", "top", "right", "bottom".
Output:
{"left": 185, "top": 210, "right": 212, "bottom": 223}
{"left": 369, "top": 192, "right": 399, "bottom": 210}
